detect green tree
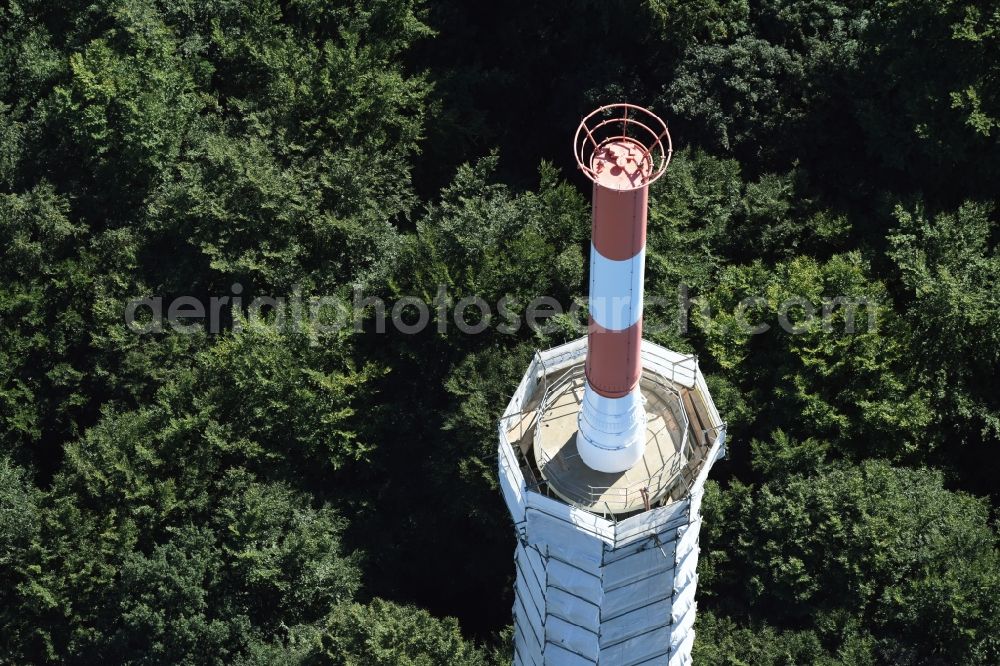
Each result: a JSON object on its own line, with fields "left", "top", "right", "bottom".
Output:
{"left": 694, "top": 608, "right": 871, "bottom": 665}
{"left": 700, "top": 462, "right": 1000, "bottom": 664}
{"left": 695, "top": 253, "right": 932, "bottom": 464}
{"left": 888, "top": 201, "right": 1000, "bottom": 491}
{"left": 102, "top": 473, "right": 361, "bottom": 665}
{"left": 0, "top": 457, "right": 42, "bottom": 662}
{"left": 240, "top": 598, "right": 497, "bottom": 666}
{"left": 9, "top": 318, "right": 374, "bottom": 662}
{"left": 856, "top": 0, "right": 1000, "bottom": 196}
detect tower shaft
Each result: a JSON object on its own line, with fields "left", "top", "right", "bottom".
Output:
{"left": 578, "top": 155, "right": 650, "bottom": 473}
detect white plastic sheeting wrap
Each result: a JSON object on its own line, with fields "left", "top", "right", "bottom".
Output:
{"left": 499, "top": 338, "right": 726, "bottom": 666}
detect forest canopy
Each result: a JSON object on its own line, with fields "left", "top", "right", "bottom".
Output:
{"left": 1, "top": 0, "right": 999, "bottom": 664}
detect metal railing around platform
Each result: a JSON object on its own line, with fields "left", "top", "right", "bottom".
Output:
{"left": 531, "top": 359, "right": 693, "bottom": 515}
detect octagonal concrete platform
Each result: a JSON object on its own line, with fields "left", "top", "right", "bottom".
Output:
{"left": 502, "top": 337, "right": 722, "bottom": 517}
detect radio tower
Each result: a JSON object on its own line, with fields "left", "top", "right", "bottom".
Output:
{"left": 498, "top": 104, "right": 726, "bottom": 666}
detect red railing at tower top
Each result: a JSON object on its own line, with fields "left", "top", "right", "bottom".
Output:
{"left": 573, "top": 103, "right": 673, "bottom": 192}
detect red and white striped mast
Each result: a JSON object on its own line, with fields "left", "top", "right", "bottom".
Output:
{"left": 573, "top": 104, "right": 672, "bottom": 473}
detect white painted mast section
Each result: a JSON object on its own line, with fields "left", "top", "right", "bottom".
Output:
{"left": 586, "top": 246, "right": 646, "bottom": 329}
{"left": 577, "top": 385, "right": 646, "bottom": 472}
